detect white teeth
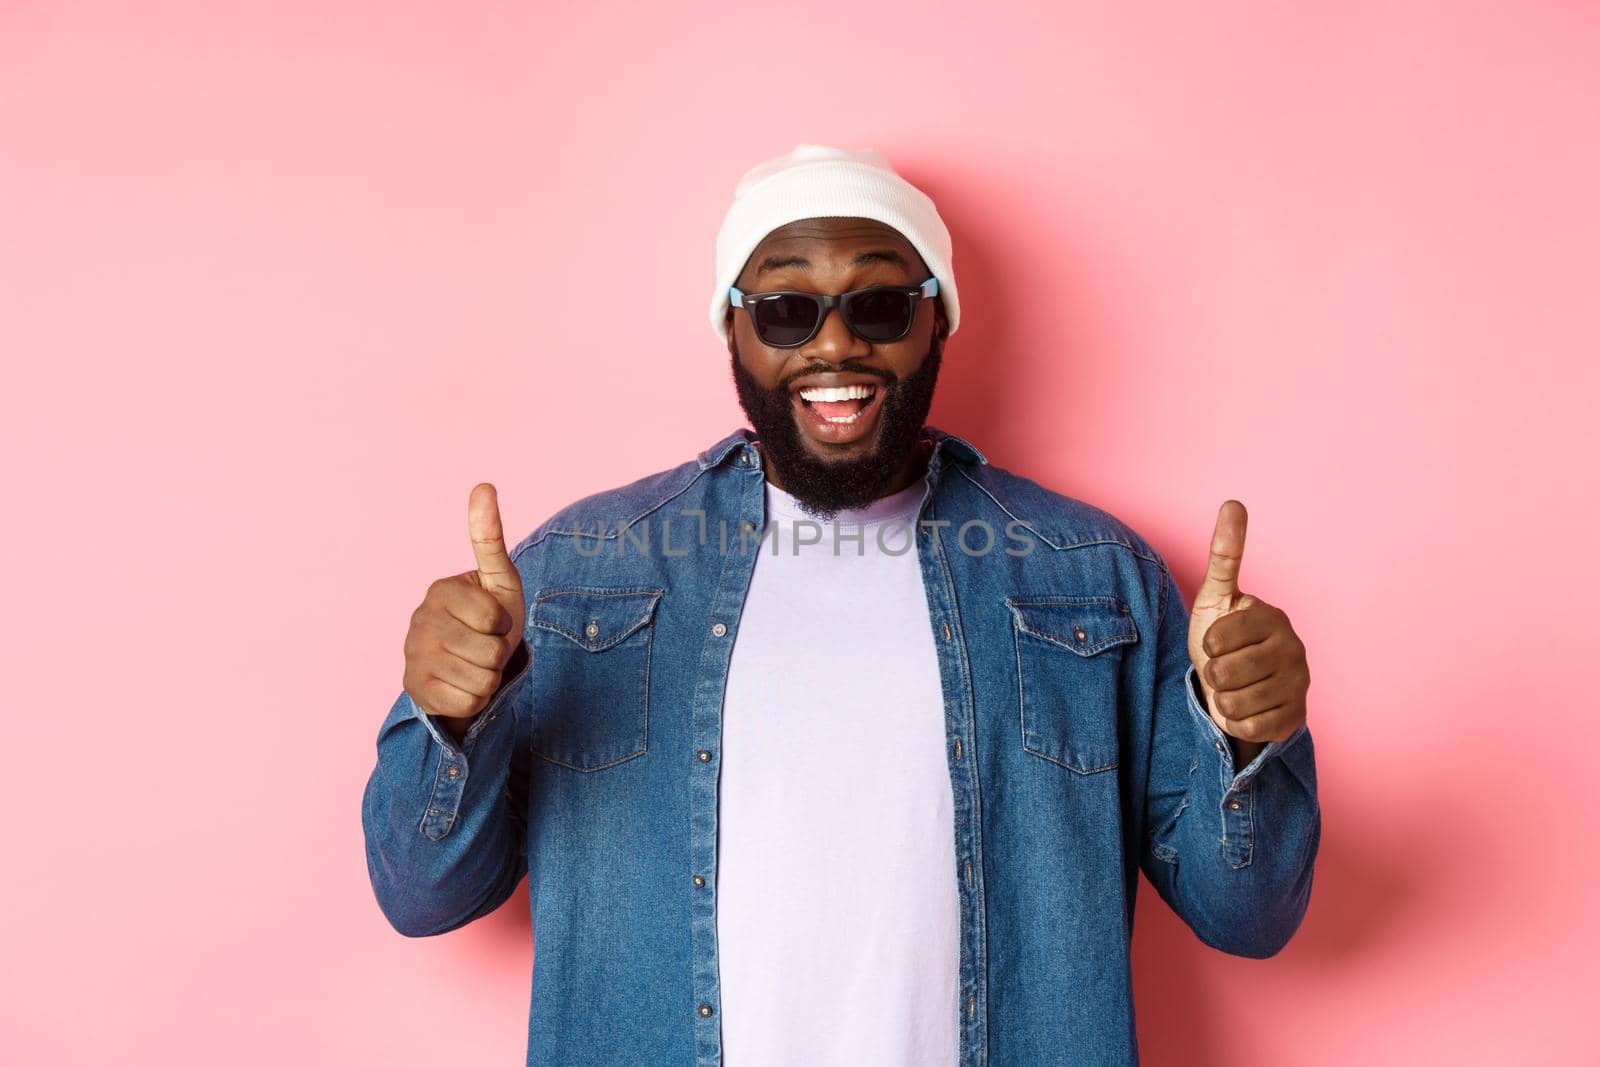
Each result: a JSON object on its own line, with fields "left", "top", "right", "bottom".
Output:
{"left": 823, "top": 409, "right": 866, "bottom": 423}
{"left": 798, "top": 384, "right": 875, "bottom": 402}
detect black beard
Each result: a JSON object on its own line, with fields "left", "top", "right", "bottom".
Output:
{"left": 729, "top": 330, "right": 944, "bottom": 521}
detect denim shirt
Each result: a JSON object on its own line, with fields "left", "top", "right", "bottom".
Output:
{"left": 361, "top": 425, "right": 1320, "bottom": 1066}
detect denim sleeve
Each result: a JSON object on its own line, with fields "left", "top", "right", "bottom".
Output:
{"left": 361, "top": 640, "right": 533, "bottom": 937}
{"left": 1138, "top": 562, "right": 1321, "bottom": 958}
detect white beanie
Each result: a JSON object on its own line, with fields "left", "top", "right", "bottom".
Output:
{"left": 709, "top": 143, "right": 960, "bottom": 345}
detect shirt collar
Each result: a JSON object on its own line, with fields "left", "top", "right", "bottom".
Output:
{"left": 696, "top": 424, "right": 988, "bottom": 471}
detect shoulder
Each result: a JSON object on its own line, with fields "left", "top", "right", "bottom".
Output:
{"left": 507, "top": 461, "right": 704, "bottom": 560}
{"left": 949, "top": 458, "right": 1169, "bottom": 570}
{"left": 505, "top": 428, "right": 753, "bottom": 561}
{"left": 945, "top": 450, "right": 1184, "bottom": 621}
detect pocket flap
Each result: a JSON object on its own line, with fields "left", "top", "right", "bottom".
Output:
{"left": 1005, "top": 596, "right": 1139, "bottom": 655}
{"left": 531, "top": 587, "right": 664, "bottom": 652}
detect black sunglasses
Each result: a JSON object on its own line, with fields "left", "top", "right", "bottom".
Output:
{"left": 729, "top": 276, "right": 939, "bottom": 348}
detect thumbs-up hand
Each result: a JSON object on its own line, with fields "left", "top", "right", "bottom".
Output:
{"left": 402, "top": 483, "right": 528, "bottom": 732}
{"left": 1187, "top": 500, "right": 1310, "bottom": 762}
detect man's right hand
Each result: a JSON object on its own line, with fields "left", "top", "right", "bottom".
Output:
{"left": 402, "top": 483, "right": 528, "bottom": 732}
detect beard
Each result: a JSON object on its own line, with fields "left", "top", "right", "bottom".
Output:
{"left": 728, "top": 328, "right": 944, "bottom": 521}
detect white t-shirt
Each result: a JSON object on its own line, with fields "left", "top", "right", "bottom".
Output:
{"left": 716, "top": 476, "right": 960, "bottom": 1066}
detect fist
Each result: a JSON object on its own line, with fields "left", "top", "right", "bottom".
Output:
{"left": 1187, "top": 500, "right": 1310, "bottom": 752}
{"left": 402, "top": 483, "right": 527, "bottom": 721}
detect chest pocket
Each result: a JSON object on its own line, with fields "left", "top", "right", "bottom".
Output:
{"left": 1005, "top": 595, "right": 1139, "bottom": 774}
{"left": 528, "top": 586, "right": 663, "bottom": 771}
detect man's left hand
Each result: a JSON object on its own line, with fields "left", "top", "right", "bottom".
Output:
{"left": 1187, "top": 500, "right": 1310, "bottom": 765}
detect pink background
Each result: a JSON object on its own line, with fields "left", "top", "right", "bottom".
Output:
{"left": 4, "top": 2, "right": 1597, "bottom": 1063}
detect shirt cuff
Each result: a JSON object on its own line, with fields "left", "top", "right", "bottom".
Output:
{"left": 409, "top": 640, "right": 531, "bottom": 761}
{"left": 1184, "top": 662, "right": 1308, "bottom": 794}
{"left": 405, "top": 642, "right": 531, "bottom": 840}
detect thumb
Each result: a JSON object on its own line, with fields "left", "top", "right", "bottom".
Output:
{"left": 467, "top": 482, "right": 521, "bottom": 606}
{"left": 1195, "top": 499, "right": 1248, "bottom": 610}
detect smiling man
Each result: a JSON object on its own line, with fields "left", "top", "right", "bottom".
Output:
{"left": 362, "top": 144, "right": 1322, "bottom": 1066}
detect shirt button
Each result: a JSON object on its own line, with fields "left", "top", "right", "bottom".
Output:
{"left": 697, "top": 750, "right": 713, "bottom": 763}
{"left": 711, "top": 622, "right": 727, "bottom": 637}
{"left": 446, "top": 765, "right": 460, "bottom": 778}
{"left": 1073, "top": 627, "right": 1088, "bottom": 643}
{"left": 1228, "top": 799, "right": 1242, "bottom": 811}
{"left": 1118, "top": 603, "right": 1131, "bottom": 614}
{"left": 693, "top": 874, "right": 705, "bottom": 888}
{"left": 741, "top": 520, "right": 756, "bottom": 534}
{"left": 698, "top": 1003, "right": 714, "bottom": 1017}
{"left": 1215, "top": 741, "right": 1227, "bottom": 753}
{"left": 585, "top": 620, "right": 599, "bottom": 638}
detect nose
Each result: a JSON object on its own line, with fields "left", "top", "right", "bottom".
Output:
{"left": 800, "top": 303, "right": 870, "bottom": 363}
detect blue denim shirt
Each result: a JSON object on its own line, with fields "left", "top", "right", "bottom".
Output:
{"left": 361, "top": 425, "right": 1320, "bottom": 1066}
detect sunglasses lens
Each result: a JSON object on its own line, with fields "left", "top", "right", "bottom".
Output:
{"left": 753, "top": 295, "right": 822, "bottom": 347}
{"left": 847, "top": 289, "right": 916, "bottom": 342}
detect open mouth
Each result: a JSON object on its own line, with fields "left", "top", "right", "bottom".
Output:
{"left": 791, "top": 381, "right": 887, "bottom": 444}
{"left": 797, "top": 383, "right": 878, "bottom": 423}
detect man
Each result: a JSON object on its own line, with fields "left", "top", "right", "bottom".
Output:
{"left": 362, "top": 144, "right": 1320, "bottom": 1066}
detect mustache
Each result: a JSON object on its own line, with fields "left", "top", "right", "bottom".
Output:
{"left": 778, "top": 361, "right": 896, "bottom": 392}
